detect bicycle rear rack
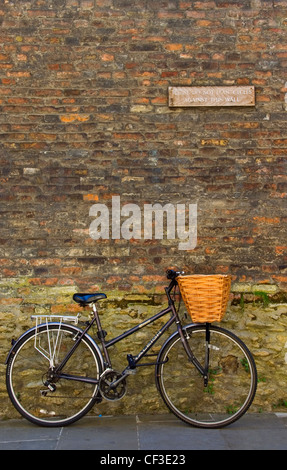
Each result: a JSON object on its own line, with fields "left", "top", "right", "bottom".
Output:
{"left": 31, "top": 314, "right": 80, "bottom": 368}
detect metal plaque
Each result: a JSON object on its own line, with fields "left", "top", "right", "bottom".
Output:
{"left": 169, "top": 86, "right": 255, "bottom": 107}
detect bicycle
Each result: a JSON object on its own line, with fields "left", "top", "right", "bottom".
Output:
{"left": 5, "top": 269, "right": 257, "bottom": 428}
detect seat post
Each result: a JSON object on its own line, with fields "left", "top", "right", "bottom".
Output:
{"left": 92, "top": 303, "right": 103, "bottom": 332}
{"left": 92, "top": 303, "right": 111, "bottom": 368}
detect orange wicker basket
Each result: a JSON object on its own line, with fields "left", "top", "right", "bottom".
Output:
{"left": 177, "top": 274, "right": 232, "bottom": 323}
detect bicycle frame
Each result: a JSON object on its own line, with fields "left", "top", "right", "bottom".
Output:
{"left": 100, "top": 304, "right": 175, "bottom": 369}
{"left": 54, "top": 279, "right": 206, "bottom": 386}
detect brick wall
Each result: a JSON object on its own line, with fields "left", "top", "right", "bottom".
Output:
{"left": 1, "top": 0, "right": 287, "bottom": 416}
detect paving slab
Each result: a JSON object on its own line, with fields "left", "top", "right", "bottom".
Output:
{"left": 0, "top": 413, "right": 286, "bottom": 451}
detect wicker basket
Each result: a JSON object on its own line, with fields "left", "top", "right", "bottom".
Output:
{"left": 177, "top": 274, "right": 232, "bottom": 323}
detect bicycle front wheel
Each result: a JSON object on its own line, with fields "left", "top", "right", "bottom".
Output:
{"left": 6, "top": 323, "right": 103, "bottom": 427}
{"left": 156, "top": 324, "right": 257, "bottom": 428}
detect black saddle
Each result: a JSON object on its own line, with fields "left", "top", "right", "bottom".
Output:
{"left": 73, "top": 293, "right": 107, "bottom": 306}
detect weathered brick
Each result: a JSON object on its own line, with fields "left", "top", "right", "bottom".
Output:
{"left": 0, "top": 0, "right": 287, "bottom": 418}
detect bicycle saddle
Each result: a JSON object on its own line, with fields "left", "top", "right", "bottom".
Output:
{"left": 73, "top": 293, "right": 107, "bottom": 305}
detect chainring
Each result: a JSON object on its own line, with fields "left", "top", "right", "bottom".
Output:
{"left": 99, "top": 370, "right": 127, "bottom": 401}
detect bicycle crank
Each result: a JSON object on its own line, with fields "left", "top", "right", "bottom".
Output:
{"left": 99, "top": 369, "right": 127, "bottom": 401}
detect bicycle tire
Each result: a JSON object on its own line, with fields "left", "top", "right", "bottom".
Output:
{"left": 156, "top": 324, "right": 257, "bottom": 429}
{"left": 6, "top": 323, "right": 103, "bottom": 427}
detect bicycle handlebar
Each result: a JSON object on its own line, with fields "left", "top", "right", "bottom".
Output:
{"left": 166, "top": 269, "right": 184, "bottom": 280}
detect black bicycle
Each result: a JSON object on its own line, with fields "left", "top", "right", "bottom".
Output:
{"left": 6, "top": 269, "right": 257, "bottom": 428}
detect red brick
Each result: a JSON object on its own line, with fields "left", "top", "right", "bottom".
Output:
{"left": 0, "top": 0, "right": 286, "bottom": 301}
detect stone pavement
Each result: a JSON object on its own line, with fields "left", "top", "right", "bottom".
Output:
{"left": 0, "top": 413, "right": 286, "bottom": 451}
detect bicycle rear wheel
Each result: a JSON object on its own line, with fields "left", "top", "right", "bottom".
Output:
{"left": 6, "top": 323, "right": 103, "bottom": 427}
{"left": 156, "top": 324, "right": 257, "bottom": 428}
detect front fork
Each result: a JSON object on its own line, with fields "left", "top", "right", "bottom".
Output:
{"left": 179, "top": 322, "right": 211, "bottom": 387}
{"left": 166, "top": 284, "right": 211, "bottom": 387}
{"left": 204, "top": 322, "right": 211, "bottom": 387}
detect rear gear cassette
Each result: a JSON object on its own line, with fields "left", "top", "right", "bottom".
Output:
{"left": 99, "top": 370, "right": 127, "bottom": 401}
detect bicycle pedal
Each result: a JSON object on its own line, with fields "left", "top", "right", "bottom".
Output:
{"left": 94, "top": 393, "right": 103, "bottom": 404}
